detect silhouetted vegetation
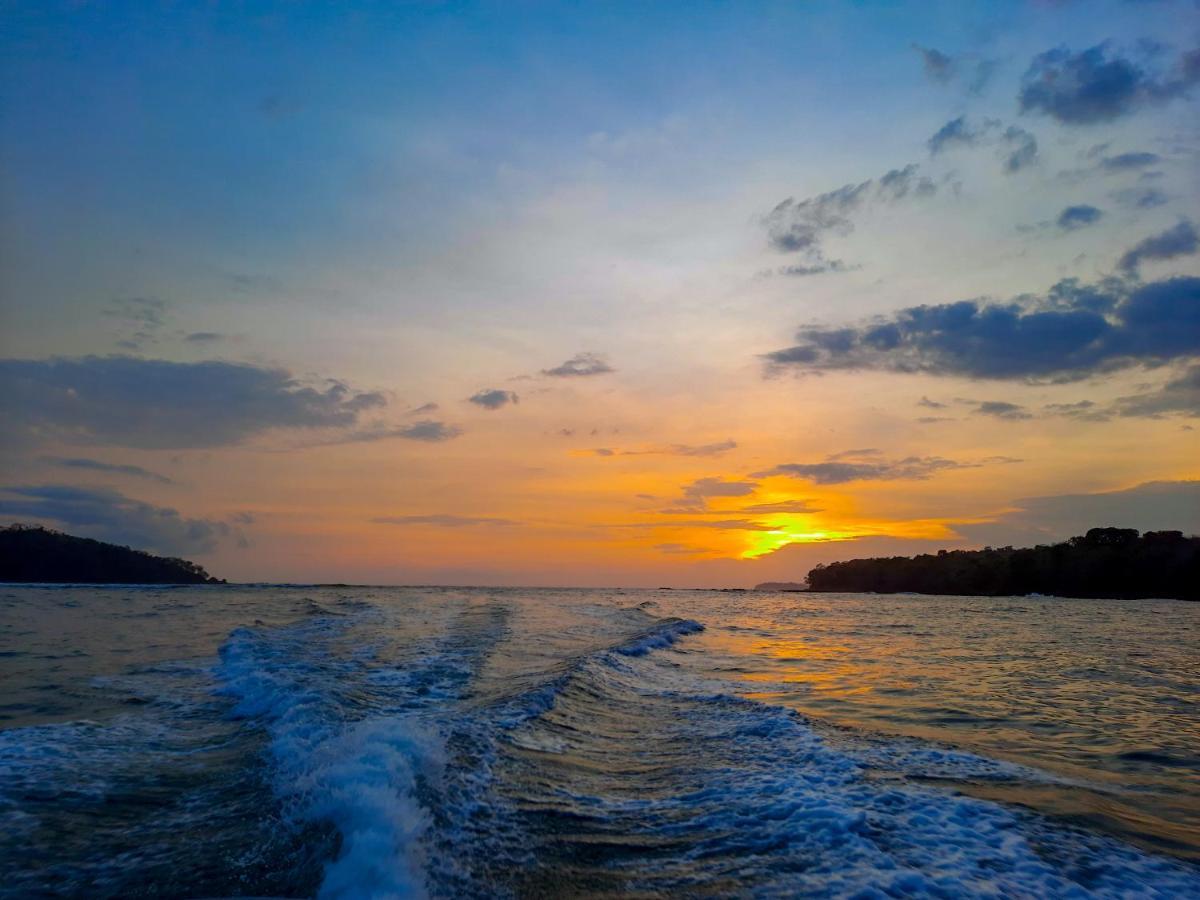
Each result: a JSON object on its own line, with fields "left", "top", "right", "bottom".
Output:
{"left": 806, "top": 528, "right": 1199, "bottom": 600}
{"left": 0, "top": 524, "right": 224, "bottom": 584}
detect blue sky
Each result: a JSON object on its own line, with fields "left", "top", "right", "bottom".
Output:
{"left": 1, "top": 1, "right": 1198, "bottom": 583}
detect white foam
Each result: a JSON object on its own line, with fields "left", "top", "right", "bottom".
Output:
{"left": 216, "top": 623, "right": 442, "bottom": 900}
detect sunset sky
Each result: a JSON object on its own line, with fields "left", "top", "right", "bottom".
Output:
{"left": 2, "top": 0, "right": 1198, "bottom": 586}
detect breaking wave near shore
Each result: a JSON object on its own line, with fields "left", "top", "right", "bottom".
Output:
{"left": 1, "top": 586, "right": 1198, "bottom": 898}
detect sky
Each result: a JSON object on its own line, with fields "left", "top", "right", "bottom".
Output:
{"left": 1, "top": 0, "right": 1198, "bottom": 586}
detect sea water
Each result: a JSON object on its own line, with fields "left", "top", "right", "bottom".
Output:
{"left": 1, "top": 585, "right": 1197, "bottom": 898}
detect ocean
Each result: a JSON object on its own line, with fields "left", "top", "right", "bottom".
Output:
{"left": 1, "top": 585, "right": 1197, "bottom": 898}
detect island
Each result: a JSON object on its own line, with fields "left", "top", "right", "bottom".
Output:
{"left": 753, "top": 581, "right": 809, "bottom": 592}
{"left": 0, "top": 524, "right": 225, "bottom": 584}
{"left": 805, "top": 528, "right": 1199, "bottom": 601}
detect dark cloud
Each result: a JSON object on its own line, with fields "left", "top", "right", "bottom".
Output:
{"left": 372, "top": 514, "right": 517, "bottom": 527}
{"left": 184, "top": 332, "right": 225, "bottom": 343}
{"left": 1117, "top": 220, "right": 1198, "bottom": 274}
{"left": 468, "top": 389, "right": 519, "bottom": 410}
{"left": 957, "top": 480, "right": 1200, "bottom": 547}
{"left": 542, "top": 353, "right": 615, "bottom": 377}
{"left": 763, "top": 275, "right": 1200, "bottom": 382}
{"left": 654, "top": 542, "right": 709, "bottom": 555}
{"left": 917, "top": 396, "right": 947, "bottom": 409}
{"left": 974, "top": 401, "right": 1033, "bottom": 420}
{"left": 1100, "top": 151, "right": 1163, "bottom": 171}
{"left": 40, "top": 456, "right": 174, "bottom": 484}
{"left": 1057, "top": 204, "right": 1103, "bottom": 230}
{"left": 1019, "top": 43, "right": 1200, "bottom": 125}
{"left": 0, "top": 356, "right": 387, "bottom": 449}
{"left": 0, "top": 484, "right": 237, "bottom": 555}
{"left": 1112, "top": 364, "right": 1200, "bottom": 417}
{"left": 409, "top": 402, "right": 440, "bottom": 415}
{"left": 762, "top": 164, "right": 936, "bottom": 268}
{"left": 752, "top": 453, "right": 972, "bottom": 485}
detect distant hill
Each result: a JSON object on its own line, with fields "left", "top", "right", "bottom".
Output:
{"left": 754, "top": 581, "right": 808, "bottom": 592}
{"left": 806, "top": 528, "right": 1199, "bottom": 601}
{"left": 0, "top": 524, "right": 224, "bottom": 584}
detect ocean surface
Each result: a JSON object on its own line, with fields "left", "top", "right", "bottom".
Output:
{"left": 1, "top": 586, "right": 1198, "bottom": 898}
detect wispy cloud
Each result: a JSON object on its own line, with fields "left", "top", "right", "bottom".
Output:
{"left": 0, "top": 484, "right": 240, "bottom": 554}
{"left": 1117, "top": 220, "right": 1198, "bottom": 275}
{"left": 762, "top": 163, "right": 936, "bottom": 269}
{"left": 0, "top": 356, "right": 387, "bottom": 449}
{"left": 372, "top": 514, "right": 517, "bottom": 527}
{"left": 40, "top": 456, "right": 174, "bottom": 484}
{"left": 753, "top": 454, "right": 972, "bottom": 485}
{"left": 542, "top": 353, "right": 615, "bottom": 377}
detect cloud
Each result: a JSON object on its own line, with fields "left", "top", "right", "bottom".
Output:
{"left": 775, "top": 260, "right": 858, "bottom": 277}
{"left": 468, "top": 389, "right": 518, "bottom": 410}
{"left": 668, "top": 476, "right": 758, "bottom": 510}
{"left": 928, "top": 115, "right": 984, "bottom": 155}
{"left": 1001, "top": 126, "right": 1039, "bottom": 173}
{"left": 654, "top": 542, "right": 709, "bottom": 555}
{"left": 1018, "top": 42, "right": 1200, "bottom": 125}
{"left": 763, "top": 275, "right": 1200, "bottom": 382}
{"left": 1043, "top": 400, "right": 1108, "bottom": 421}
{"left": 913, "top": 44, "right": 955, "bottom": 83}
{"left": 104, "top": 297, "right": 167, "bottom": 350}
{"left": 973, "top": 400, "right": 1033, "bottom": 420}
{"left": 1111, "top": 364, "right": 1200, "bottom": 418}
{"left": 1110, "top": 186, "right": 1168, "bottom": 209}
{"left": 918, "top": 396, "right": 946, "bottom": 409}
{"left": 911, "top": 44, "right": 996, "bottom": 93}
{"left": 685, "top": 519, "right": 778, "bottom": 531}
{"left": 736, "top": 499, "right": 824, "bottom": 514}
{"left": 589, "top": 439, "right": 737, "bottom": 458}
{"left": 957, "top": 480, "right": 1200, "bottom": 547}
{"left": 925, "top": 118, "right": 1038, "bottom": 173}
{"left": 1117, "top": 220, "right": 1198, "bottom": 274}
{"left": 0, "top": 356, "right": 387, "bottom": 449}
{"left": 542, "top": 353, "right": 615, "bottom": 377}
{"left": 390, "top": 420, "right": 463, "bottom": 442}
{"left": 372, "top": 514, "right": 517, "bottom": 527}
{"left": 409, "top": 402, "right": 439, "bottom": 415}
{"left": 1100, "top": 151, "right": 1162, "bottom": 172}
{"left": 1057, "top": 204, "right": 1103, "bottom": 230}
{"left": 184, "top": 332, "right": 225, "bottom": 343}
{"left": 40, "top": 456, "right": 174, "bottom": 484}
{"left": 762, "top": 164, "right": 936, "bottom": 267}
{"left": 0, "top": 484, "right": 237, "bottom": 555}
{"left": 752, "top": 453, "right": 973, "bottom": 485}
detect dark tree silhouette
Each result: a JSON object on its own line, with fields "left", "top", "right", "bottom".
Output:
{"left": 806, "top": 528, "right": 1198, "bottom": 600}
{"left": 0, "top": 524, "right": 224, "bottom": 584}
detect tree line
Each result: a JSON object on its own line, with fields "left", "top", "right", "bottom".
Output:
{"left": 0, "top": 524, "right": 224, "bottom": 584}
{"left": 806, "top": 528, "right": 1199, "bottom": 600}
